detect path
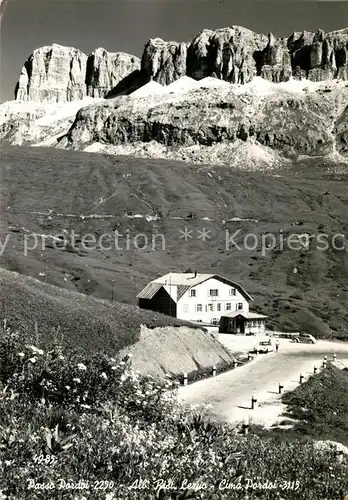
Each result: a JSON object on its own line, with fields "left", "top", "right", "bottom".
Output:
{"left": 178, "top": 339, "right": 348, "bottom": 427}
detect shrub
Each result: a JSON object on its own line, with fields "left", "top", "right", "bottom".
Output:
{"left": 0, "top": 327, "right": 347, "bottom": 499}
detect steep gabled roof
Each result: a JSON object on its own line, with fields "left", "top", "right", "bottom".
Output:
{"left": 152, "top": 273, "right": 214, "bottom": 287}
{"left": 136, "top": 282, "right": 162, "bottom": 300}
{"left": 137, "top": 273, "right": 253, "bottom": 302}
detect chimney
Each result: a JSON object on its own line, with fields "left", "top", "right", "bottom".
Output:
{"left": 194, "top": 271, "right": 197, "bottom": 278}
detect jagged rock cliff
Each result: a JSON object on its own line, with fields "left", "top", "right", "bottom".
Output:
{"left": 86, "top": 49, "right": 141, "bottom": 98}
{"left": 15, "top": 45, "right": 88, "bottom": 103}
{"left": 4, "top": 25, "right": 348, "bottom": 169}
{"left": 15, "top": 44, "right": 140, "bottom": 103}
{"left": 14, "top": 26, "right": 348, "bottom": 104}
{"left": 142, "top": 26, "right": 348, "bottom": 85}
{"left": 141, "top": 38, "right": 187, "bottom": 85}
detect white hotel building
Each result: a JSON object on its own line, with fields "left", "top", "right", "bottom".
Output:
{"left": 137, "top": 272, "right": 267, "bottom": 334}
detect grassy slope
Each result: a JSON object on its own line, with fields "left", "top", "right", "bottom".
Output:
{"left": 0, "top": 268, "right": 200, "bottom": 355}
{"left": 1, "top": 145, "right": 348, "bottom": 336}
{"left": 282, "top": 364, "right": 348, "bottom": 445}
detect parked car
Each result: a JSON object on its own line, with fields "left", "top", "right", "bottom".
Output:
{"left": 295, "top": 333, "right": 316, "bottom": 344}
{"left": 253, "top": 340, "right": 274, "bottom": 354}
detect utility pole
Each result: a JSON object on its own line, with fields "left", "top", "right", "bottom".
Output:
{"left": 111, "top": 280, "right": 115, "bottom": 302}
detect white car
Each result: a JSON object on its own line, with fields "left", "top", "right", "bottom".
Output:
{"left": 253, "top": 340, "right": 274, "bottom": 354}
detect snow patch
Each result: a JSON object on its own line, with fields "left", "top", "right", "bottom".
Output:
{"left": 197, "top": 77, "right": 231, "bottom": 90}
{"left": 130, "top": 81, "right": 166, "bottom": 98}
{"left": 35, "top": 98, "right": 102, "bottom": 126}
{"left": 164, "top": 76, "right": 199, "bottom": 94}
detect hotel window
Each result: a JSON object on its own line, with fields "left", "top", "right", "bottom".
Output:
{"left": 207, "top": 303, "right": 215, "bottom": 312}
{"left": 211, "top": 318, "right": 219, "bottom": 325}
{"left": 190, "top": 289, "right": 196, "bottom": 297}
{"left": 196, "top": 304, "right": 202, "bottom": 312}
{"left": 209, "top": 289, "right": 218, "bottom": 297}
{"left": 217, "top": 303, "right": 221, "bottom": 312}
{"left": 183, "top": 304, "right": 189, "bottom": 313}
{"left": 225, "top": 303, "right": 231, "bottom": 311}
{"left": 237, "top": 303, "right": 243, "bottom": 310}
{"left": 229, "top": 288, "right": 236, "bottom": 296}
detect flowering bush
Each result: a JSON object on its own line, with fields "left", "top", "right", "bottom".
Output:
{"left": 0, "top": 327, "right": 347, "bottom": 499}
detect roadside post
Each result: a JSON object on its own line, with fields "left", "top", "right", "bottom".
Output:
{"left": 183, "top": 372, "right": 188, "bottom": 386}
{"left": 322, "top": 360, "right": 327, "bottom": 369}
{"left": 299, "top": 374, "right": 304, "bottom": 384}
{"left": 233, "top": 360, "right": 238, "bottom": 369}
{"left": 333, "top": 354, "right": 337, "bottom": 361}
{"left": 278, "top": 383, "right": 284, "bottom": 394}
{"left": 314, "top": 366, "right": 318, "bottom": 374}
{"left": 243, "top": 419, "right": 249, "bottom": 435}
{"left": 212, "top": 365, "right": 216, "bottom": 377}
{"left": 251, "top": 395, "right": 257, "bottom": 409}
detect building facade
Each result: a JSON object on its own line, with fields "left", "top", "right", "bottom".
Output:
{"left": 219, "top": 312, "right": 267, "bottom": 335}
{"left": 137, "top": 272, "right": 267, "bottom": 334}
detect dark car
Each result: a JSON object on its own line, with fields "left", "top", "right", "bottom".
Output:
{"left": 295, "top": 333, "right": 316, "bottom": 344}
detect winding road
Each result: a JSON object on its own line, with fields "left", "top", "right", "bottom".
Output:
{"left": 178, "top": 338, "right": 348, "bottom": 427}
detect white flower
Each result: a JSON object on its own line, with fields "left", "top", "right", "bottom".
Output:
{"left": 27, "top": 345, "right": 44, "bottom": 355}
{"left": 17, "top": 353, "right": 25, "bottom": 358}
{"left": 100, "top": 372, "right": 108, "bottom": 380}
{"left": 80, "top": 404, "right": 91, "bottom": 409}
{"left": 73, "top": 377, "right": 81, "bottom": 383}
{"left": 65, "top": 386, "right": 71, "bottom": 390}
{"left": 77, "top": 363, "right": 87, "bottom": 371}
{"left": 28, "top": 357, "right": 37, "bottom": 364}
{"left": 127, "top": 353, "right": 132, "bottom": 358}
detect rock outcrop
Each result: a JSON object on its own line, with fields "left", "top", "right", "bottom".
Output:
{"left": 86, "top": 49, "right": 140, "bottom": 98}
{"left": 15, "top": 44, "right": 140, "bottom": 103}
{"left": 186, "top": 26, "right": 267, "bottom": 83}
{"left": 141, "top": 26, "right": 348, "bottom": 85}
{"left": 13, "top": 26, "right": 348, "bottom": 103}
{"left": 5, "top": 24, "right": 348, "bottom": 169}
{"left": 56, "top": 78, "right": 348, "bottom": 162}
{"left": 15, "top": 44, "right": 87, "bottom": 103}
{"left": 141, "top": 38, "right": 187, "bottom": 85}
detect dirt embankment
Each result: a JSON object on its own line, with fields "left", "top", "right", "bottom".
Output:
{"left": 119, "top": 324, "right": 236, "bottom": 379}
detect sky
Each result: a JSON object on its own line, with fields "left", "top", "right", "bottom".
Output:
{"left": 1, "top": 0, "right": 348, "bottom": 101}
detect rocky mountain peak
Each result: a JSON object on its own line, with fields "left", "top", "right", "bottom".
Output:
{"left": 86, "top": 49, "right": 140, "bottom": 98}
{"left": 11, "top": 24, "right": 348, "bottom": 105}
{"left": 15, "top": 43, "right": 140, "bottom": 103}
{"left": 15, "top": 44, "right": 87, "bottom": 103}
{"left": 141, "top": 25, "right": 348, "bottom": 85}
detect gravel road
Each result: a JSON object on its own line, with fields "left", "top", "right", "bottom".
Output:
{"left": 178, "top": 338, "right": 348, "bottom": 427}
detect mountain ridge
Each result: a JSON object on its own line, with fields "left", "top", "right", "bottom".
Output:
{"left": 13, "top": 25, "right": 348, "bottom": 104}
